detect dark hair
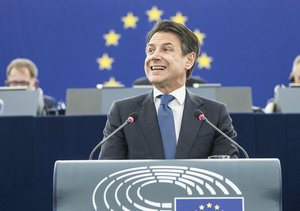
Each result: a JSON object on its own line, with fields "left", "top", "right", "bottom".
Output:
{"left": 146, "top": 20, "right": 200, "bottom": 79}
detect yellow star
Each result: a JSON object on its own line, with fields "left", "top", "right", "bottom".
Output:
{"left": 194, "top": 29, "right": 206, "bottom": 46}
{"left": 214, "top": 204, "right": 220, "bottom": 210}
{"left": 146, "top": 6, "right": 164, "bottom": 22}
{"left": 103, "top": 30, "right": 121, "bottom": 46}
{"left": 207, "top": 202, "right": 212, "bottom": 208}
{"left": 122, "top": 12, "right": 139, "bottom": 29}
{"left": 96, "top": 53, "right": 114, "bottom": 70}
{"left": 170, "top": 12, "right": 188, "bottom": 25}
{"left": 103, "top": 77, "right": 124, "bottom": 87}
{"left": 199, "top": 204, "right": 205, "bottom": 210}
{"left": 197, "top": 53, "right": 213, "bottom": 69}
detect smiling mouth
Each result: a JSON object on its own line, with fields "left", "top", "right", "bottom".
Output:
{"left": 150, "top": 65, "right": 166, "bottom": 71}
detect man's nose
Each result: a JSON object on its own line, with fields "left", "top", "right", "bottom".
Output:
{"left": 150, "top": 50, "right": 162, "bottom": 60}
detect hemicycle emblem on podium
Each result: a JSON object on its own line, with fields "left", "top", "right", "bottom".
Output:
{"left": 92, "top": 165, "right": 244, "bottom": 211}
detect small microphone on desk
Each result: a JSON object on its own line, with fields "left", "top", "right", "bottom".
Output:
{"left": 89, "top": 112, "right": 138, "bottom": 160}
{"left": 193, "top": 109, "right": 249, "bottom": 158}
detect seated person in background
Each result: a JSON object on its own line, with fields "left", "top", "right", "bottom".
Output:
{"left": 289, "top": 55, "right": 300, "bottom": 84}
{"left": 5, "top": 58, "right": 61, "bottom": 115}
{"left": 133, "top": 75, "right": 206, "bottom": 87}
{"left": 264, "top": 55, "right": 300, "bottom": 113}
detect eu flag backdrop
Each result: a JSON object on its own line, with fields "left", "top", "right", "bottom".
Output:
{"left": 1, "top": 0, "right": 300, "bottom": 107}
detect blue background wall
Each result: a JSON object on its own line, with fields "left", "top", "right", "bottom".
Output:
{"left": 1, "top": 0, "right": 300, "bottom": 107}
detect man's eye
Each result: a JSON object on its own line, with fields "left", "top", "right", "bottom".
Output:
{"left": 6, "top": 80, "right": 30, "bottom": 86}
{"left": 147, "top": 48, "right": 154, "bottom": 54}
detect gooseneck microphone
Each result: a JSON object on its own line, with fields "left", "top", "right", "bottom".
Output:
{"left": 89, "top": 112, "right": 138, "bottom": 160}
{"left": 193, "top": 109, "right": 249, "bottom": 158}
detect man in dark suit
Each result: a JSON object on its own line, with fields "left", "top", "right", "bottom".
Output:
{"left": 100, "top": 20, "right": 238, "bottom": 159}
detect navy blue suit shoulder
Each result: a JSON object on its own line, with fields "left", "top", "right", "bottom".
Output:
{"left": 99, "top": 90, "right": 239, "bottom": 159}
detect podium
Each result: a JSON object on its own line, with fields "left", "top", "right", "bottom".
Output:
{"left": 53, "top": 159, "right": 281, "bottom": 211}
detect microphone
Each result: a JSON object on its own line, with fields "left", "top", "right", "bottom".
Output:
{"left": 193, "top": 109, "right": 249, "bottom": 158}
{"left": 89, "top": 112, "right": 138, "bottom": 160}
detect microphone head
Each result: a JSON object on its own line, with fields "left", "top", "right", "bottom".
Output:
{"left": 193, "top": 109, "right": 205, "bottom": 121}
{"left": 128, "top": 112, "right": 138, "bottom": 123}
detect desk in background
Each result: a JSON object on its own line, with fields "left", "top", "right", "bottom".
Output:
{"left": 66, "top": 87, "right": 253, "bottom": 115}
{"left": 0, "top": 114, "right": 299, "bottom": 211}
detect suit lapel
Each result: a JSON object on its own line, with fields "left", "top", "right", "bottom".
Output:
{"left": 137, "top": 92, "right": 165, "bottom": 159}
{"left": 176, "top": 90, "right": 205, "bottom": 159}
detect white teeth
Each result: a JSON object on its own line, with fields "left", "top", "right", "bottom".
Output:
{"left": 151, "top": 66, "right": 166, "bottom": 70}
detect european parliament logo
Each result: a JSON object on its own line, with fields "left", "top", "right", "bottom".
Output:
{"left": 92, "top": 165, "right": 244, "bottom": 211}
{"left": 175, "top": 197, "right": 244, "bottom": 211}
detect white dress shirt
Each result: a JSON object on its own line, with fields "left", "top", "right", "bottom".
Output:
{"left": 153, "top": 86, "right": 186, "bottom": 144}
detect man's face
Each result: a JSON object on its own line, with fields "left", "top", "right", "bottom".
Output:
{"left": 6, "top": 67, "right": 37, "bottom": 90}
{"left": 144, "top": 32, "right": 195, "bottom": 93}
{"left": 294, "top": 63, "right": 300, "bottom": 83}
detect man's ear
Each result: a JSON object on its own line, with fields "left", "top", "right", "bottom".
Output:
{"left": 185, "top": 52, "right": 196, "bottom": 70}
{"left": 289, "top": 73, "right": 295, "bottom": 83}
{"left": 34, "top": 79, "right": 39, "bottom": 88}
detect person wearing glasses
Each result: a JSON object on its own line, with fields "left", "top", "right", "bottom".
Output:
{"left": 5, "top": 58, "right": 61, "bottom": 115}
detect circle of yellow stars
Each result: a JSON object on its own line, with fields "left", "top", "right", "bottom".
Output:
{"left": 96, "top": 6, "right": 213, "bottom": 86}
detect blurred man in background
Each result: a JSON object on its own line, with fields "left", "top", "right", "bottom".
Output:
{"left": 264, "top": 55, "right": 300, "bottom": 113}
{"left": 289, "top": 55, "right": 300, "bottom": 84}
{"left": 5, "top": 58, "right": 61, "bottom": 115}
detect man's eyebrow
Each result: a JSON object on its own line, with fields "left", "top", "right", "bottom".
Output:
{"left": 147, "top": 42, "right": 174, "bottom": 47}
{"left": 163, "top": 42, "right": 174, "bottom": 46}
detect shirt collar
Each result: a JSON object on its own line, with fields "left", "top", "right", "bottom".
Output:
{"left": 153, "top": 85, "right": 186, "bottom": 105}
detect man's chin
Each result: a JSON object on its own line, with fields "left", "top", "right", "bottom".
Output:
{"left": 148, "top": 79, "right": 161, "bottom": 85}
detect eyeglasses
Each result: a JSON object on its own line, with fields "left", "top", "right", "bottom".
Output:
{"left": 5, "top": 80, "right": 31, "bottom": 87}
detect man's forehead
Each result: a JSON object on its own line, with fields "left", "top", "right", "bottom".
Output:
{"left": 11, "top": 67, "right": 29, "bottom": 72}
{"left": 9, "top": 67, "right": 31, "bottom": 77}
{"left": 147, "top": 32, "right": 179, "bottom": 46}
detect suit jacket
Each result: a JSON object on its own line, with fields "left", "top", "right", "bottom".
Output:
{"left": 44, "top": 95, "right": 58, "bottom": 110}
{"left": 99, "top": 89, "right": 238, "bottom": 159}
